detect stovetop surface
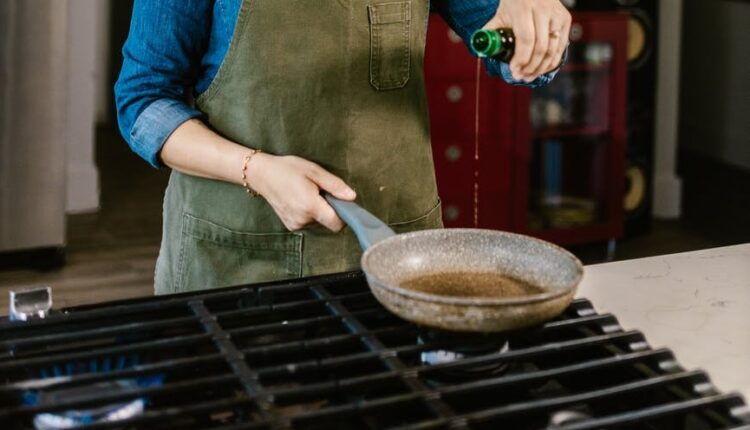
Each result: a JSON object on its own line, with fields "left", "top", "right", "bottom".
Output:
{"left": 0, "top": 271, "right": 748, "bottom": 429}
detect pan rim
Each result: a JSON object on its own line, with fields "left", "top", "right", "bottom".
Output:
{"left": 361, "top": 228, "right": 584, "bottom": 307}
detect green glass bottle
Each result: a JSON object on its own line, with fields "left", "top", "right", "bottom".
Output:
{"left": 471, "top": 29, "right": 515, "bottom": 63}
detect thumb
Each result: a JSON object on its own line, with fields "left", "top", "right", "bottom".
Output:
{"left": 482, "top": 12, "right": 510, "bottom": 30}
{"left": 307, "top": 166, "right": 356, "bottom": 201}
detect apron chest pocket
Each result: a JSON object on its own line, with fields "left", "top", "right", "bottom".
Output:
{"left": 176, "top": 213, "right": 303, "bottom": 292}
{"left": 368, "top": 1, "right": 411, "bottom": 91}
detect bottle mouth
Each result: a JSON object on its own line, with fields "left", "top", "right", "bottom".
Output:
{"left": 471, "top": 29, "right": 502, "bottom": 58}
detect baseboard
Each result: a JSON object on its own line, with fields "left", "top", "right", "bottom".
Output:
{"left": 0, "top": 247, "right": 66, "bottom": 271}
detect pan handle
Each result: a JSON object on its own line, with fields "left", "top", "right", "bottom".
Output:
{"left": 324, "top": 194, "right": 396, "bottom": 250}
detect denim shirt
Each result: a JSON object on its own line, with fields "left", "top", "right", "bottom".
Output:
{"left": 115, "top": 0, "right": 559, "bottom": 168}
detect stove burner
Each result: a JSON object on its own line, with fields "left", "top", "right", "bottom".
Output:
{"left": 19, "top": 356, "right": 163, "bottom": 429}
{"left": 548, "top": 409, "right": 593, "bottom": 427}
{"left": 36, "top": 355, "right": 139, "bottom": 380}
{"left": 31, "top": 379, "right": 157, "bottom": 430}
{"left": 417, "top": 329, "right": 510, "bottom": 382}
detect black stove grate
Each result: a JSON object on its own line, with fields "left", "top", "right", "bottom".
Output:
{"left": 1, "top": 272, "right": 748, "bottom": 429}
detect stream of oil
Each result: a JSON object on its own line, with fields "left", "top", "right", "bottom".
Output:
{"left": 473, "top": 58, "right": 481, "bottom": 227}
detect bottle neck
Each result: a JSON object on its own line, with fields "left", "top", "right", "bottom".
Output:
{"left": 471, "top": 29, "right": 514, "bottom": 61}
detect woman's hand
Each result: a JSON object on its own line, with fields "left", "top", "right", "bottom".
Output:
{"left": 248, "top": 154, "right": 356, "bottom": 232}
{"left": 482, "top": 0, "right": 571, "bottom": 82}
{"left": 160, "top": 119, "right": 355, "bottom": 233}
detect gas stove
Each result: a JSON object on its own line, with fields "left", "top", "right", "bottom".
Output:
{"left": 1, "top": 272, "right": 748, "bottom": 429}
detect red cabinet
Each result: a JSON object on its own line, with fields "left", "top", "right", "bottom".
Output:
{"left": 425, "top": 12, "right": 628, "bottom": 245}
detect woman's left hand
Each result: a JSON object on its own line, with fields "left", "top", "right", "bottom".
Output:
{"left": 482, "top": 0, "right": 571, "bottom": 82}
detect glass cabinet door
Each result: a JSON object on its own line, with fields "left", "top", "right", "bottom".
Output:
{"left": 528, "top": 42, "right": 614, "bottom": 232}
{"left": 519, "top": 11, "right": 629, "bottom": 246}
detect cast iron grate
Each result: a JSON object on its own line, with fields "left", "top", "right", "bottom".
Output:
{"left": 0, "top": 272, "right": 748, "bottom": 429}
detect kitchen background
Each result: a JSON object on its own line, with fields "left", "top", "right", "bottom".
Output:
{"left": 0, "top": 0, "right": 748, "bottom": 312}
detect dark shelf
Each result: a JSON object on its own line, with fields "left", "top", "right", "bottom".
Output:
{"left": 533, "top": 125, "right": 610, "bottom": 139}
{"left": 560, "top": 63, "right": 611, "bottom": 73}
{"left": 527, "top": 222, "right": 621, "bottom": 245}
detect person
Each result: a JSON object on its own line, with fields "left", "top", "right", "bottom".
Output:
{"left": 115, "top": 0, "right": 571, "bottom": 295}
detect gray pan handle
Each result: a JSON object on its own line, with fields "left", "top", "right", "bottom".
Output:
{"left": 324, "top": 194, "right": 396, "bottom": 250}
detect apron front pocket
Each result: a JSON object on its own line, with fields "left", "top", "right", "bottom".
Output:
{"left": 176, "top": 213, "right": 303, "bottom": 292}
{"left": 368, "top": 1, "right": 411, "bottom": 90}
{"left": 390, "top": 198, "right": 443, "bottom": 233}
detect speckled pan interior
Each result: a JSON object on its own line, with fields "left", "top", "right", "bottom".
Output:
{"left": 362, "top": 229, "right": 583, "bottom": 306}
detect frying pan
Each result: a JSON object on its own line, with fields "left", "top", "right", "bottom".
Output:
{"left": 325, "top": 195, "right": 584, "bottom": 332}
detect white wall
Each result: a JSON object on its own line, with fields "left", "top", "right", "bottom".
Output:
{"left": 653, "top": 0, "right": 683, "bottom": 219}
{"left": 95, "top": 0, "right": 112, "bottom": 125}
{"left": 65, "top": 0, "right": 101, "bottom": 214}
{"left": 680, "top": 0, "right": 750, "bottom": 171}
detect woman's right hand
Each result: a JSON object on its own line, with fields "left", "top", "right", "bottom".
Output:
{"left": 160, "top": 119, "right": 355, "bottom": 232}
{"left": 248, "top": 153, "right": 356, "bottom": 232}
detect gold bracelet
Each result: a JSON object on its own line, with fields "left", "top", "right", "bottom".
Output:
{"left": 241, "top": 149, "right": 262, "bottom": 197}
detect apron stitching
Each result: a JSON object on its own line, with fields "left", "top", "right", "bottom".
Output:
{"left": 345, "top": 4, "right": 353, "bottom": 206}
{"left": 389, "top": 197, "right": 441, "bottom": 226}
{"left": 175, "top": 212, "right": 189, "bottom": 293}
{"left": 369, "top": 6, "right": 381, "bottom": 89}
{"left": 368, "top": 2, "right": 412, "bottom": 89}
{"left": 183, "top": 212, "right": 300, "bottom": 252}
{"left": 397, "top": 2, "right": 411, "bottom": 86}
{"left": 295, "top": 233, "right": 304, "bottom": 277}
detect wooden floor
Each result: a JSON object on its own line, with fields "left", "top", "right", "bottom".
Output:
{"left": 0, "top": 244, "right": 158, "bottom": 313}
{"left": 0, "top": 127, "right": 168, "bottom": 314}
{"left": 0, "top": 128, "right": 748, "bottom": 315}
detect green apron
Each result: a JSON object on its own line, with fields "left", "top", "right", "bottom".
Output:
{"left": 155, "top": 0, "right": 442, "bottom": 294}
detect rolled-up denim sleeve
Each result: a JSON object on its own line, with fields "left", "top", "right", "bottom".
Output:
{"left": 433, "top": 0, "right": 562, "bottom": 88}
{"left": 114, "top": 0, "right": 212, "bottom": 168}
{"left": 128, "top": 99, "right": 202, "bottom": 168}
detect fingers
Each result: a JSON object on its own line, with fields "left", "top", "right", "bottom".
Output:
{"left": 539, "top": 10, "right": 571, "bottom": 74}
{"left": 521, "top": 9, "right": 552, "bottom": 80}
{"left": 279, "top": 216, "right": 308, "bottom": 232}
{"left": 263, "top": 157, "right": 355, "bottom": 232}
{"left": 283, "top": 200, "right": 343, "bottom": 233}
{"left": 533, "top": 21, "right": 563, "bottom": 76}
{"left": 481, "top": 14, "right": 507, "bottom": 31}
{"left": 539, "top": 28, "right": 563, "bottom": 75}
{"left": 509, "top": 12, "right": 536, "bottom": 81}
{"left": 488, "top": 0, "right": 572, "bottom": 81}
{"left": 278, "top": 196, "right": 343, "bottom": 232}
{"left": 279, "top": 193, "right": 344, "bottom": 233}
{"left": 306, "top": 165, "right": 351, "bottom": 231}
{"left": 306, "top": 165, "right": 356, "bottom": 201}
{"left": 551, "top": 18, "right": 572, "bottom": 72}
{"left": 284, "top": 161, "right": 351, "bottom": 232}
{"left": 311, "top": 195, "right": 345, "bottom": 232}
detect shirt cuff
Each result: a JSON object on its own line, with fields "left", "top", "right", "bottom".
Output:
{"left": 129, "top": 98, "right": 203, "bottom": 168}
{"left": 485, "top": 44, "right": 569, "bottom": 88}
{"left": 494, "top": 61, "right": 557, "bottom": 88}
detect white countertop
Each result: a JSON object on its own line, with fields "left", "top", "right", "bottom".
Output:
{"left": 577, "top": 243, "right": 750, "bottom": 399}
